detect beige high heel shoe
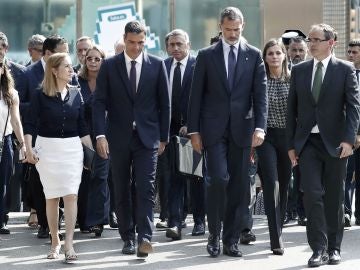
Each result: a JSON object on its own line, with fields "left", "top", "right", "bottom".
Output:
{"left": 64, "top": 247, "right": 78, "bottom": 263}
{"left": 47, "top": 244, "right": 61, "bottom": 259}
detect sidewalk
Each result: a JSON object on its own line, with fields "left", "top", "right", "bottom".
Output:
{"left": 1, "top": 213, "right": 360, "bottom": 270}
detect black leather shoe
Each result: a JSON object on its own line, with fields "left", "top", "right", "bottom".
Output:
{"left": 298, "top": 216, "right": 307, "bottom": 226}
{"left": 308, "top": 250, "right": 329, "bottom": 267}
{"left": 207, "top": 234, "right": 220, "bottom": 257}
{"left": 344, "top": 214, "right": 351, "bottom": 227}
{"left": 328, "top": 250, "right": 341, "bottom": 265}
{"left": 240, "top": 230, "right": 256, "bottom": 244}
{"left": 137, "top": 238, "right": 153, "bottom": 258}
{"left": 37, "top": 226, "right": 49, "bottom": 238}
{"left": 181, "top": 220, "right": 187, "bottom": 229}
{"left": 272, "top": 248, "right": 284, "bottom": 255}
{"left": 109, "top": 211, "right": 118, "bottom": 228}
{"left": 155, "top": 219, "right": 168, "bottom": 229}
{"left": 0, "top": 224, "right": 10, "bottom": 234}
{"left": 92, "top": 224, "right": 103, "bottom": 237}
{"left": 283, "top": 214, "right": 292, "bottom": 225}
{"left": 223, "top": 243, "right": 242, "bottom": 257}
{"left": 122, "top": 240, "right": 135, "bottom": 255}
{"left": 192, "top": 223, "right": 205, "bottom": 236}
{"left": 166, "top": 226, "right": 182, "bottom": 240}
{"left": 355, "top": 218, "right": 360, "bottom": 226}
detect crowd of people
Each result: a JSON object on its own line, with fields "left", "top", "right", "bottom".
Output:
{"left": 0, "top": 5, "right": 360, "bottom": 268}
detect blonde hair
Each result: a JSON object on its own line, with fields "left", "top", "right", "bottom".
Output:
{"left": 42, "top": 53, "right": 69, "bottom": 97}
{"left": 78, "top": 45, "right": 106, "bottom": 80}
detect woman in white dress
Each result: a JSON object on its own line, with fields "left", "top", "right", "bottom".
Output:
{"left": 0, "top": 61, "right": 26, "bottom": 234}
{"left": 24, "top": 53, "right": 92, "bottom": 261}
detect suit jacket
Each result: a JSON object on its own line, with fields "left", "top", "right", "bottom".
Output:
{"left": 187, "top": 40, "right": 267, "bottom": 147}
{"left": 5, "top": 59, "right": 25, "bottom": 91}
{"left": 18, "top": 60, "right": 79, "bottom": 117}
{"left": 164, "top": 55, "right": 195, "bottom": 128}
{"left": 92, "top": 52, "right": 170, "bottom": 150}
{"left": 286, "top": 56, "right": 360, "bottom": 157}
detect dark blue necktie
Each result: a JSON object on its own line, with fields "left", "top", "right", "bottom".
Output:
{"left": 228, "top": 45, "right": 236, "bottom": 90}
{"left": 356, "top": 70, "right": 360, "bottom": 82}
{"left": 130, "top": 60, "right": 137, "bottom": 96}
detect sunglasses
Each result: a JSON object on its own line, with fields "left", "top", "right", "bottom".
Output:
{"left": 86, "top": 56, "right": 102, "bottom": 62}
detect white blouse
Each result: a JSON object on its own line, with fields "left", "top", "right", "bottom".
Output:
{"left": 0, "top": 91, "right": 16, "bottom": 140}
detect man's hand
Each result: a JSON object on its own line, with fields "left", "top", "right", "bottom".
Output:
{"left": 96, "top": 137, "right": 109, "bottom": 159}
{"left": 158, "top": 142, "right": 167, "bottom": 155}
{"left": 288, "top": 149, "right": 298, "bottom": 167}
{"left": 191, "top": 133, "right": 203, "bottom": 154}
{"left": 252, "top": 130, "right": 265, "bottom": 147}
{"left": 179, "top": 126, "right": 188, "bottom": 136}
{"left": 354, "top": 135, "right": 360, "bottom": 149}
{"left": 339, "top": 142, "right": 353, "bottom": 158}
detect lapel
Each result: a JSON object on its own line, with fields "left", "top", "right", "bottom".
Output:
{"left": 137, "top": 52, "right": 151, "bottom": 96}
{"left": 318, "top": 56, "right": 335, "bottom": 102}
{"left": 303, "top": 59, "right": 316, "bottom": 106}
{"left": 165, "top": 57, "right": 172, "bottom": 78}
{"left": 34, "top": 61, "right": 44, "bottom": 83}
{"left": 212, "top": 41, "right": 229, "bottom": 93}
{"left": 233, "top": 41, "right": 247, "bottom": 89}
{"left": 114, "top": 53, "right": 133, "bottom": 101}
{"left": 182, "top": 56, "right": 195, "bottom": 90}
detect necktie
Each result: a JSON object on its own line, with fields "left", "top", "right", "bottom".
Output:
{"left": 312, "top": 61, "right": 323, "bottom": 103}
{"left": 356, "top": 70, "right": 360, "bottom": 82}
{"left": 228, "top": 45, "right": 236, "bottom": 90}
{"left": 172, "top": 62, "right": 182, "bottom": 123}
{"left": 130, "top": 60, "right": 137, "bottom": 96}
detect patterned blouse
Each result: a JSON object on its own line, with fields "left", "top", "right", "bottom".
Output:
{"left": 267, "top": 77, "right": 289, "bottom": 129}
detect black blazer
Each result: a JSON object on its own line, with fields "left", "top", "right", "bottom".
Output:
{"left": 18, "top": 60, "right": 79, "bottom": 117}
{"left": 92, "top": 52, "right": 170, "bottom": 149}
{"left": 187, "top": 40, "right": 267, "bottom": 147}
{"left": 164, "top": 55, "right": 195, "bottom": 126}
{"left": 286, "top": 56, "right": 360, "bottom": 157}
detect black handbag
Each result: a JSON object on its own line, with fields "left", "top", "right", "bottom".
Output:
{"left": 83, "top": 144, "right": 95, "bottom": 171}
{"left": 173, "top": 136, "right": 203, "bottom": 178}
{"left": 0, "top": 107, "right": 10, "bottom": 163}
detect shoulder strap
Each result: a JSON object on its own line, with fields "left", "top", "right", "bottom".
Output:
{"left": 2, "top": 106, "right": 10, "bottom": 141}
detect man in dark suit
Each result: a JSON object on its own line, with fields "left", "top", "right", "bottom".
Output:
{"left": 25, "top": 34, "right": 45, "bottom": 67}
{"left": 187, "top": 7, "right": 267, "bottom": 257}
{"left": 286, "top": 24, "right": 360, "bottom": 267}
{"left": 344, "top": 39, "right": 360, "bottom": 227}
{"left": 18, "top": 35, "right": 76, "bottom": 239}
{"left": 0, "top": 32, "right": 25, "bottom": 234}
{"left": 93, "top": 21, "right": 170, "bottom": 258}
{"left": 161, "top": 29, "right": 205, "bottom": 240}
{"left": 73, "top": 36, "right": 93, "bottom": 74}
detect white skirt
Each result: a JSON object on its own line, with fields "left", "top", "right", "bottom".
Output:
{"left": 35, "top": 136, "right": 83, "bottom": 199}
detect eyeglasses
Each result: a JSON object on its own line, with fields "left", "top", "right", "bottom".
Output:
{"left": 86, "top": 56, "right": 102, "bottom": 62}
{"left": 305, "top": 38, "right": 329, "bottom": 44}
{"left": 32, "top": 48, "right": 43, "bottom": 53}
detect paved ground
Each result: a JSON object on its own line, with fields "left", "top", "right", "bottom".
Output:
{"left": 1, "top": 213, "right": 360, "bottom": 270}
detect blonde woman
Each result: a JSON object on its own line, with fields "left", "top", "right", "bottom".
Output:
{"left": 0, "top": 62, "right": 26, "bottom": 234}
{"left": 24, "top": 53, "right": 92, "bottom": 262}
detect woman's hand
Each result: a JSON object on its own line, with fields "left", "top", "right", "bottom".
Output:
{"left": 24, "top": 148, "right": 38, "bottom": 164}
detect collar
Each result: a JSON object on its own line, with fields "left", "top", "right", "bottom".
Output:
{"left": 172, "top": 54, "right": 189, "bottom": 67}
{"left": 124, "top": 51, "right": 143, "bottom": 65}
{"left": 41, "top": 57, "right": 46, "bottom": 71}
{"left": 221, "top": 39, "right": 240, "bottom": 51}
{"left": 313, "top": 54, "right": 332, "bottom": 70}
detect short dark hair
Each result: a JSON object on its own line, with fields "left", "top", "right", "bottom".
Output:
{"left": 124, "top": 21, "right": 146, "bottom": 36}
{"left": 349, "top": 38, "right": 360, "bottom": 47}
{"left": 220, "top": 7, "right": 244, "bottom": 24}
{"left": 42, "top": 35, "right": 67, "bottom": 55}
{"left": 289, "top": 36, "right": 306, "bottom": 45}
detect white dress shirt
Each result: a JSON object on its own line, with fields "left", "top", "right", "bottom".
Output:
{"left": 124, "top": 51, "right": 143, "bottom": 92}
{"left": 311, "top": 54, "right": 331, "bottom": 133}
{"left": 169, "top": 54, "right": 189, "bottom": 90}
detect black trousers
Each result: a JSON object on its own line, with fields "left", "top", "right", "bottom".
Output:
{"left": 299, "top": 134, "right": 346, "bottom": 252}
{"left": 344, "top": 148, "right": 360, "bottom": 219}
{"left": 111, "top": 131, "right": 157, "bottom": 243}
{"left": 204, "top": 131, "right": 251, "bottom": 245}
{"left": 257, "top": 128, "right": 292, "bottom": 249}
